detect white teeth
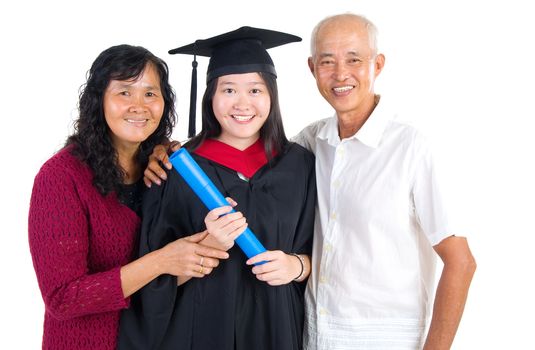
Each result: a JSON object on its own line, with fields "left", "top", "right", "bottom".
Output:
{"left": 232, "top": 115, "right": 254, "bottom": 122}
{"left": 333, "top": 86, "right": 353, "bottom": 93}
{"left": 126, "top": 118, "right": 148, "bottom": 123}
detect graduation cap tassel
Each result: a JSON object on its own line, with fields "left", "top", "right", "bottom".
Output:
{"left": 188, "top": 55, "right": 198, "bottom": 138}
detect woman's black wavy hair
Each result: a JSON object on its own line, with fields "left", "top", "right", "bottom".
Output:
{"left": 66, "top": 44, "right": 176, "bottom": 196}
{"left": 185, "top": 72, "right": 288, "bottom": 159}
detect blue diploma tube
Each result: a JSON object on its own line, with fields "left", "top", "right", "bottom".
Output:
{"left": 169, "top": 148, "right": 267, "bottom": 260}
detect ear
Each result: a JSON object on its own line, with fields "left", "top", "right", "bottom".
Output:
{"left": 307, "top": 57, "right": 315, "bottom": 75}
{"left": 374, "top": 53, "right": 385, "bottom": 77}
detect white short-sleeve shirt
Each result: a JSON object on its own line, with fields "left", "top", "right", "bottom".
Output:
{"left": 293, "top": 98, "right": 452, "bottom": 349}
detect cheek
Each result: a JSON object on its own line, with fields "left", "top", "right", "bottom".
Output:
{"left": 103, "top": 97, "right": 121, "bottom": 124}
{"left": 316, "top": 70, "right": 331, "bottom": 84}
{"left": 358, "top": 65, "right": 375, "bottom": 83}
{"left": 152, "top": 100, "right": 165, "bottom": 120}
{"left": 212, "top": 95, "right": 231, "bottom": 119}
{"left": 257, "top": 96, "right": 271, "bottom": 117}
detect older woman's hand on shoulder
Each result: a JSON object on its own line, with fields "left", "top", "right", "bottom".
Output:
{"left": 143, "top": 140, "right": 181, "bottom": 187}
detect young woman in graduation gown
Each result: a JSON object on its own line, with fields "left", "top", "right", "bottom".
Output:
{"left": 118, "top": 27, "right": 316, "bottom": 350}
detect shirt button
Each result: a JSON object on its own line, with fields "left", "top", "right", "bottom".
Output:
{"left": 324, "top": 243, "right": 332, "bottom": 252}
{"left": 332, "top": 180, "right": 340, "bottom": 188}
{"left": 319, "top": 275, "right": 327, "bottom": 283}
{"left": 319, "top": 308, "right": 328, "bottom": 315}
{"left": 330, "top": 212, "right": 337, "bottom": 220}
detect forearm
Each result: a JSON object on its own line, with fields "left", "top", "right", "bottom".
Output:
{"left": 120, "top": 250, "right": 165, "bottom": 298}
{"left": 423, "top": 259, "right": 476, "bottom": 349}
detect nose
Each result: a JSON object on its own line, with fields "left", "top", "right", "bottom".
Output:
{"left": 129, "top": 93, "right": 148, "bottom": 113}
{"left": 233, "top": 93, "right": 251, "bottom": 111}
{"left": 332, "top": 62, "right": 349, "bottom": 81}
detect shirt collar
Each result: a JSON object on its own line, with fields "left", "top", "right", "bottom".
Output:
{"left": 317, "top": 95, "right": 394, "bottom": 148}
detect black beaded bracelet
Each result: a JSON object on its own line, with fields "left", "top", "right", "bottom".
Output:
{"left": 291, "top": 253, "right": 305, "bottom": 281}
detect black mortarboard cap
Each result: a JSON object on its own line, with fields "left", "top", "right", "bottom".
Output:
{"left": 169, "top": 26, "right": 301, "bottom": 137}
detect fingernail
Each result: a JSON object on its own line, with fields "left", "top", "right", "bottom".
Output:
{"left": 165, "top": 162, "right": 172, "bottom": 169}
{"left": 161, "top": 173, "right": 167, "bottom": 180}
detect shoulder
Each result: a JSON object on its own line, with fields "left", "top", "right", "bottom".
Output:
{"left": 285, "top": 142, "right": 315, "bottom": 163}
{"left": 292, "top": 117, "right": 332, "bottom": 149}
{"left": 301, "top": 117, "right": 332, "bottom": 135}
{"left": 276, "top": 143, "right": 315, "bottom": 175}
{"left": 34, "top": 146, "right": 92, "bottom": 187}
{"left": 385, "top": 120, "right": 430, "bottom": 152}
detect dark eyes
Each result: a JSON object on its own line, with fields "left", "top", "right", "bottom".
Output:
{"left": 349, "top": 58, "right": 364, "bottom": 64}
{"left": 319, "top": 58, "right": 365, "bottom": 66}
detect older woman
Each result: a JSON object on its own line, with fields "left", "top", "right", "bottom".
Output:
{"left": 28, "top": 44, "right": 228, "bottom": 350}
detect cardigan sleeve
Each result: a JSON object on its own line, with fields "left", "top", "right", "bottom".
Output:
{"left": 28, "top": 160, "right": 129, "bottom": 321}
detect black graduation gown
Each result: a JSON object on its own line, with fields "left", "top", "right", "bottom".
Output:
{"left": 118, "top": 143, "right": 316, "bottom": 350}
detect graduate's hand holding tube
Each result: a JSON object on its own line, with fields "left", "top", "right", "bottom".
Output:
{"left": 246, "top": 251, "right": 310, "bottom": 286}
{"left": 203, "top": 200, "right": 248, "bottom": 251}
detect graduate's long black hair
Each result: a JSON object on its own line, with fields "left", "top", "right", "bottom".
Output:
{"left": 66, "top": 44, "right": 176, "bottom": 196}
{"left": 185, "top": 72, "right": 288, "bottom": 159}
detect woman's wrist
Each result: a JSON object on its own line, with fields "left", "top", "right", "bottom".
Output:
{"left": 290, "top": 253, "right": 306, "bottom": 282}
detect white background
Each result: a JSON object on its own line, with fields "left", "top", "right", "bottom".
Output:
{"left": 1, "top": 0, "right": 534, "bottom": 348}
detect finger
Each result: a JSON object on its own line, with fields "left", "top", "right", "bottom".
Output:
{"left": 155, "top": 145, "right": 174, "bottom": 169}
{"left": 184, "top": 230, "right": 209, "bottom": 243}
{"left": 266, "top": 279, "right": 285, "bottom": 286}
{"left": 200, "top": 257, "right": 220, "bottom": 268}
{"left": 148, "top": 147, "right": 171, "bottom": 175}
{"left": 201, "top": 266, "right": 213, "bottom": 275}
{"left": 161, "top": 155, "right": 172, "bottom": 170}
{"left": 246, "top": 251, "right": 275, "bottom": 265}
{"left": 225, "top": 197, "right": 238, "bottom": 207}
{"left": 251, "top": 260, "right": 279, "bottom": 275}
{"left": 205, "top": 206, "right": 235, "bottom": 222}
{"left": 228, "top": 223, "right": 248, "bottom": 240}
{"left": 148, "top": 157, "right": 169, "bottom": 180}
{"left": 217, "top": 217, "right": 246, "bottom": 237}
{"left": 255, "top": 270, "right": 281, "bottom": 283}
{"left": 168, "top": 140, "right": 182, "bottom": 153}
{"left": 215, "top": 212, "right": 245, "bottom": 230}
{"left": 184, "top": 263, "right": 204, "bottom": 278}
{"left": 153, "top": 144, "right": 168, "bottom": 160}
{"left": 143, "top": 176, "right": 152, "bottom": 188}
{"left": 143, "top": 168, "right": 162, "bottom": 186}
{"left": 197, "top": 245, "right": 229, "bottom": 259}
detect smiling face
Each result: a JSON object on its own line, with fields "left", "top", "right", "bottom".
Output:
{"left": 103, "top": 63, "right": 164, "bottom": 152}
{"left": 212, "top": 72, "right": 271, "bottom": 150}
{"left": 309, "top": 16, "right": 384, "bottom": 118}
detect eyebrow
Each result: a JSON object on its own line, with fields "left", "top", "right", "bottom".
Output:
{"left": 218, "top": 80, "right": 266, "bottom": 86}
{"left": 319, "top": 51, "right": 360, "bottom": 58}
{"left": 110, "top": 82, "right": 160, "bottom": 90}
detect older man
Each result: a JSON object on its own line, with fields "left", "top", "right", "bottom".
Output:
{"left": 293, "top": 14, "right": 476, "bottom": 349}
